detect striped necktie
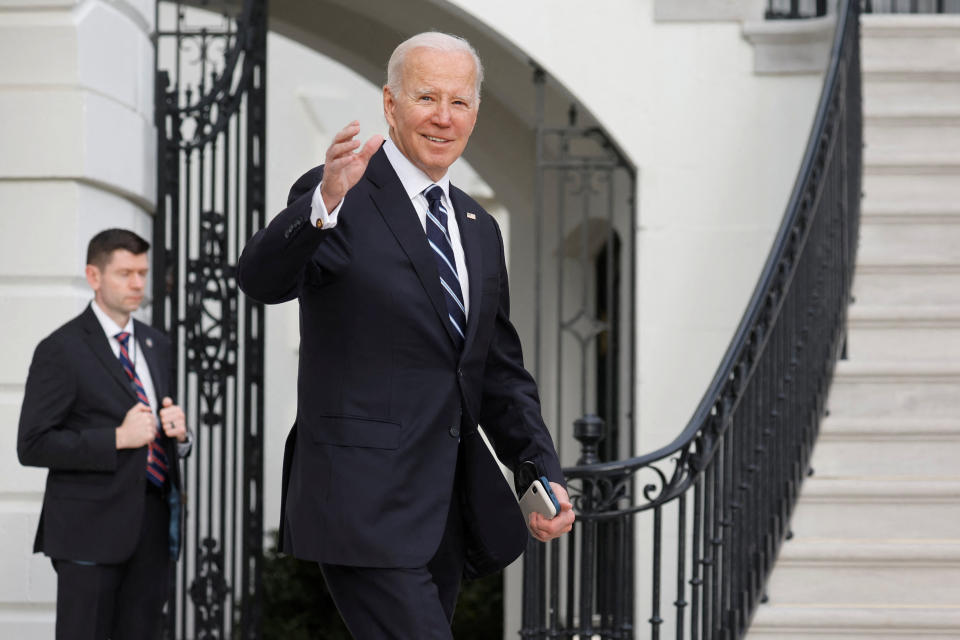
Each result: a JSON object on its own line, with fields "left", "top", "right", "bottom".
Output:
{"left": 115, "top": 331, "right": 168, "bottom": 487}
{"left": 424, "top": 185, "right": 466, "bottom": 351}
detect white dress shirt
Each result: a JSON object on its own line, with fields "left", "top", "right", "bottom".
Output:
{"left": 90, "top": 300, "right": 159, "bottom": 412}
{"left": 309, "top": 138, "right": 470, "bottom": 314}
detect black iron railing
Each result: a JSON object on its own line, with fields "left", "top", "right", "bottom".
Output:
{"left": 767, "top": 0, "right": 829, "bottom": 19}
{"left": 769, "top": 0, "right": 960, "bottom": 16}
{"left": 521, "top": 0, "right": 862, "bottom": 637}
{"left": 863, "top": 0, "right": 960, "bottom": 12}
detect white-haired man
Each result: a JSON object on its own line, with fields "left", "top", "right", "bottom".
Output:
{"left": 239, "top": 31, "right": 574, "bottom": 638}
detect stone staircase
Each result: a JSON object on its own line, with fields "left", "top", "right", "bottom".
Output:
{"left": 749, "top": 13, "right": 960, "bottom": 639}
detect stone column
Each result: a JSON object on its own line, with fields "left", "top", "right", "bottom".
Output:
{"left": 0, "top": 0, "right": 155, "bottom": 634}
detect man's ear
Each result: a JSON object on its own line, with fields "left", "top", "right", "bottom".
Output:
{"left": 85, "top": 264, "right": 101, "bottom": 291}
{"left": 383, "top": 85, "right": 397, "bottom": 130}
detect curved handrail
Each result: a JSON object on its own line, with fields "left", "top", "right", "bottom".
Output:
{"left": 563, "top": 0, "right": 857, "bottom": 487}
{"left": 524, "top": 0, "right": 862, "bottom": 637}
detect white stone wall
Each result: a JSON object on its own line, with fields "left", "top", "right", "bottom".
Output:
{"left": 0, "top": 0, "right": 156, "bottom": 635}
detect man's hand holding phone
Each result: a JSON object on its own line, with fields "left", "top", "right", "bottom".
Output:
{"left": 523, "top": 479, "right": 575, "bottom": 543}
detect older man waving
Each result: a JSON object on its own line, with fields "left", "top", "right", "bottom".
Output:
{"left": 238, "top": 31, "right": 574, "bottom": 639}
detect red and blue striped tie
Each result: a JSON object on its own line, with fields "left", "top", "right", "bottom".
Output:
{"left": 115, "top": 331, "right": 168, "bottom": 487}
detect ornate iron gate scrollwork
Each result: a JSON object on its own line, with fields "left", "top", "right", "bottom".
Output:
{"left": 522, "top": 67, "right": 637, "bottom": 638}
{"left": 153, "top": 1, "right": 267, "bottom": 638}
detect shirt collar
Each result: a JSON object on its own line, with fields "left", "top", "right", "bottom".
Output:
{"left": 90, "top": 300, "right": 134, "bottom": 341}
{"left": 383, "top": 137, "right": 451, "bottom": 203}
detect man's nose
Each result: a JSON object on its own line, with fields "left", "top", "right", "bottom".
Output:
{"left": 131, "top": 274, "right": 146, "bottom": 289}
{"left": 432, "top": 102, "right": 452, "bottom": 126}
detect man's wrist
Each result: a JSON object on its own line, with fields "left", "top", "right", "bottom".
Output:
{"left": 320, "top": 193, "right": 342, "bottom": 218}
{"left": 311, "top": 182, "right": 343, "bottom": 230}
{"left": 176, "top": 430, "right": 193, "bottom": 458}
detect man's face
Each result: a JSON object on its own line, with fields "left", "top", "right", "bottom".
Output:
{"left": 384, "top": 47, "right": 479, "bottom": 181}
{"left": 86, "top": 249, "right": 149, "bottom": 321}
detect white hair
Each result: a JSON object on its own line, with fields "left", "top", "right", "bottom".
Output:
{"left": 386, "top": 32, "right": 484, "bottom": 102}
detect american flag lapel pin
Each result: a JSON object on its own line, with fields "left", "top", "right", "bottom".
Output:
{"left": 466, "top": 212, "right": 476, "bottom": 220}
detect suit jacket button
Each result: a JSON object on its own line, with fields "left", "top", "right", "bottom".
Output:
{"left": 457, "top": 368, "right": 463, "bottom": 377}
{"left": 449, "top": 425, "right": 460, "bottom": 438}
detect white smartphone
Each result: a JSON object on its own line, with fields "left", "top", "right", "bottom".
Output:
{"left": 519, "top": 477, "right": 559, "bottom": 521}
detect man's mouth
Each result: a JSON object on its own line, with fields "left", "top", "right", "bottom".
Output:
{"left": 423, "top": 135, "right": 450, "bottom": 143}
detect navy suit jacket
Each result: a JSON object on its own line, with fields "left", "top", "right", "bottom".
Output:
{"left": 17, "top": 305, "right": 182, "bottom": 563}
{"left": 238, "top": 147, "right": 563, "bottom": 572}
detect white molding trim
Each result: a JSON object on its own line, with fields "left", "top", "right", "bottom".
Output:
{"left": 742, "top": 14, "right": 836, "bottom": 75}
{"left": 655, "top": 0, "right": 765, "bottom": 22}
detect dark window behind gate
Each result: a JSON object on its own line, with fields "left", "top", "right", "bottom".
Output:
{"left": 153, "top": 1, "right": 267, "bottom": 638}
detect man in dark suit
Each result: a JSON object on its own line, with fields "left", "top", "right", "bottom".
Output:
{"left": 17, "top": 228, "right": 190, "bottom": 640}
{"left": 238, "top": 31, "right": 574, "bottom": 638}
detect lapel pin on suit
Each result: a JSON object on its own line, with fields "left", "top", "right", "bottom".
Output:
{"left": 466, "top": 212, "right": 476, "bottom": 220}
{"left": 145, "top": 337, "right": 153, "bottom": 348}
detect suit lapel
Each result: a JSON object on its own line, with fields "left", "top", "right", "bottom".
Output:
{"left": 367, "top": 149, "right": 462, "bottom": 350}
{"left": 450, "top": 187, "right": 484, "bottom": 357}
{"left": 80, "top": 306, "right": 138, "bottom": 403}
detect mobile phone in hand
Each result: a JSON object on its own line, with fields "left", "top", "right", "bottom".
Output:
{"left": 519, "top": 476, "right": 560, "bottom": 521}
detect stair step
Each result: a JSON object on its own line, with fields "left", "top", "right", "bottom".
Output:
{"left": 827, "top": 362, "right": 960, "bottom": 418}
{"left": 863, "top": 169, "right": 960, "bottom": 213}
{"left": 852, "top": 265, "right": 960, "bottom": 307}
{"left": 812, "top": 416, "right": 960, "bottom": 477}
{"left": 791, "top": 477, "right": 960, "bottom": 539}
{"left": 765, "top": 540, "right": 960, "bottom": 606}
{"left": 862, "top": 202, "right": 960, "bottom": 220}
{"left": 857, "top": 218, "right": 960, "bottom": 267}
{"left": 846, "top": 305, "right": 960, "bottom": 361}
{"left": 861, "top": 15, "right": 960, "bottom": 74}
{"left": 865, "top": 120, "right": 960, "bottom": 165}
{"left": 861, "top": 13, "right": 960, "bottom": 37}
{"left": 864, "top": 79, "right": 960, "bottom": 118}
{"left": 750, "top": 605, "right": 960, "bottom": 639}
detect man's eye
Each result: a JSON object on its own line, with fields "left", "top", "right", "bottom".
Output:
{"left": 419, "top": 95, "right": 433, "bottom": 102}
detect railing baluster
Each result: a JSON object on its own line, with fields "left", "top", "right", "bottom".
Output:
{"left": 650, "top": 505, "right": 663, "bottom": 639}
{"left": 675, "top": 493, "right": 687, "bottom": 639}
{"left": 581, "top": 519, "right": 596, "bottom": 638}
{"left": 549, "top": 539, "right": 560, "bottom": 633}
{"left": 566, "top": 524, "right": 576, "bottom": 635}
{"left": 691, "top": 474, "right": 703, "bottom": 640}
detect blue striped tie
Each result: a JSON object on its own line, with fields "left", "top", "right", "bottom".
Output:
{"left": 424, "top": 185, "right": 466, "bottom": 350}
{"left": 115, "top": 331, "right": 168, "bottom": 487}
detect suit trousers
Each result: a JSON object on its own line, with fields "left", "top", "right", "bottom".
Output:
{"left": 53, "top": 488, "right": 170, "bottom": 640}
{"left": 320, "top": 463, "right": 466, "bottom": 640}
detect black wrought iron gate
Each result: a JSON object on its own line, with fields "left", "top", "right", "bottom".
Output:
{"left": 153, "top": 1, "right": 267, "bottom": 638}
{"left": 522, "top": 67, "right": 638, "bottom": 637}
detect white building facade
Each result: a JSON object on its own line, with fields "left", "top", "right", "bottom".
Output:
{"left": 0, "top": 0, "right": 829, "bottom": 636}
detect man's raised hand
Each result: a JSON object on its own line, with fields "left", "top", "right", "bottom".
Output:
{"left": 319, "top": 121, "right": 384, "bottom": 212}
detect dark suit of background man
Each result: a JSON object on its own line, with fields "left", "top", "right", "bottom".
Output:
{"left": 238, "top": 31, "right": 576, "bottom": 639}
{"left": 18, "top": 229, "right": 191, "bottom": 640}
